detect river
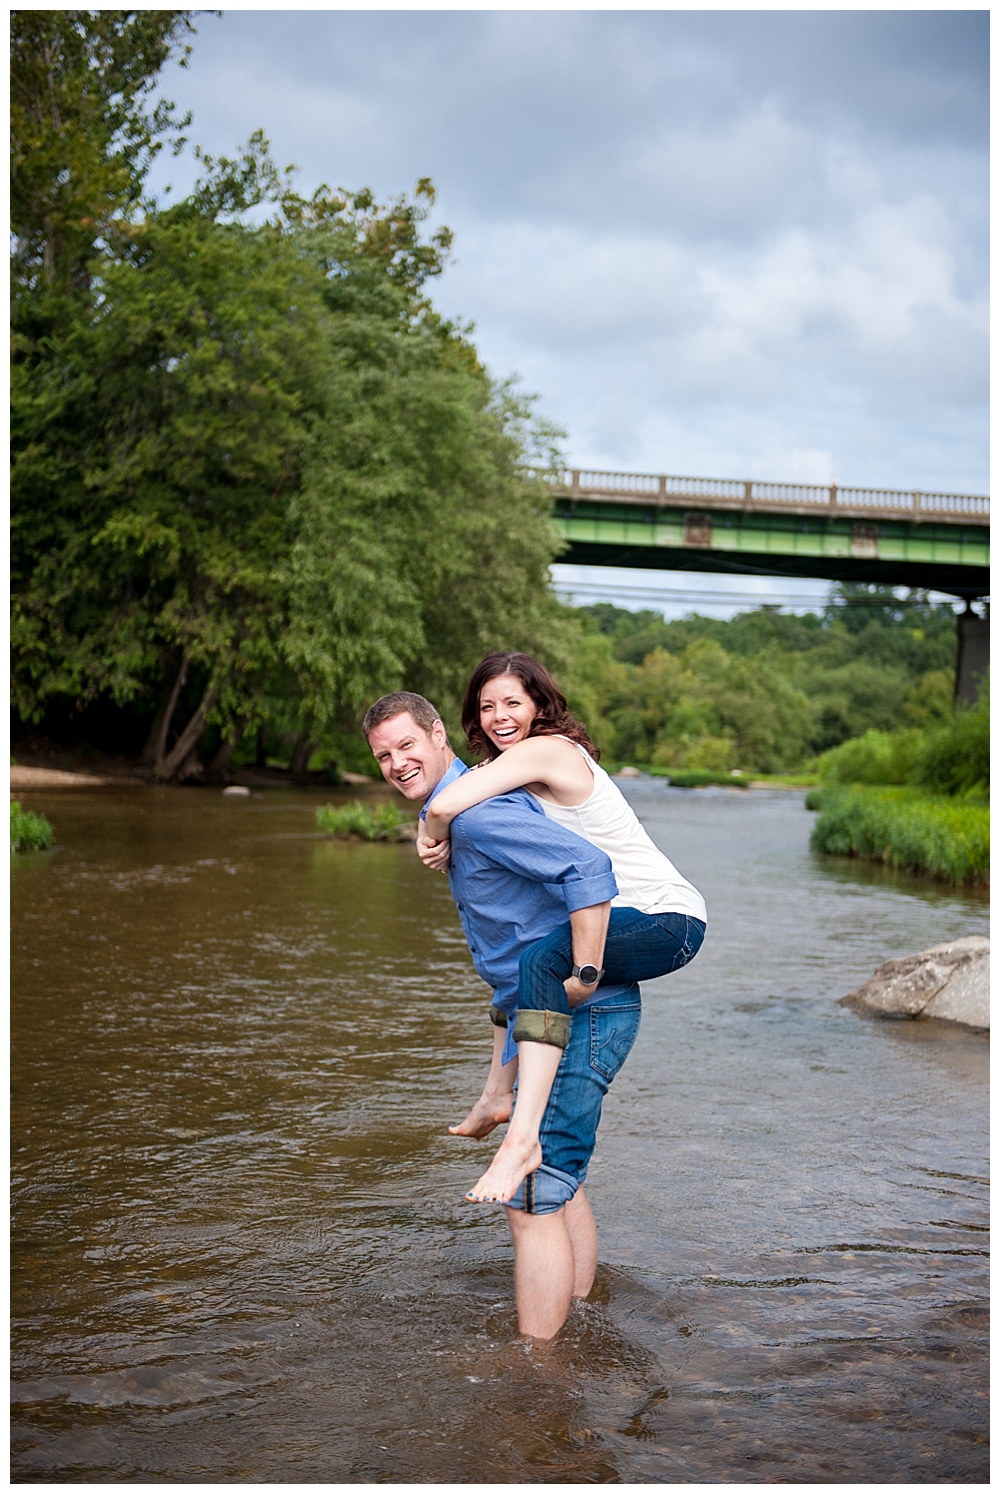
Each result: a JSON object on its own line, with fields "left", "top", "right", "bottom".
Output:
{"left": 11, "top": 781, "right": 989, "bottom": 1482}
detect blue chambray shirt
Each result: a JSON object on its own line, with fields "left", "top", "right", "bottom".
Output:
{"left": 425, "top": 760, "right": 627, "bottom": 1055}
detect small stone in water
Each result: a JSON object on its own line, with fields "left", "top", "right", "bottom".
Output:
{"left": 222, "top": 786, "right": 251, "bottom": 797}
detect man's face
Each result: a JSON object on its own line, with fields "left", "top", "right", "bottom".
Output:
{"left": 367, "top": 711, "right": 452, "bottom": 801}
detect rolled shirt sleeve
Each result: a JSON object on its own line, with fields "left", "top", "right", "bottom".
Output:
{"left": 454, "top": 794, "right": 618, "bottom": 909}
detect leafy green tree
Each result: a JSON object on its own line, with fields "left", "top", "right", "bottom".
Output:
{"left": 11, "top": 9, "right": 196, "bottom": 290}
{"left": 12, "top": 62, "right": 571, "bottom": 779}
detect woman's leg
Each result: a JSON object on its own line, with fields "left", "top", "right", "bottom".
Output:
{"left": 515, "top": 908, "right": 705, "bottom": 1019}
{"left": 449, "top": 1020, "right": 517, "bottom": 1138}
{"left": 465, "top": 1039, "right": 562, "bottom": 1201}
{"left": 466, "top": 911, "right": 704, "bottom": 1204}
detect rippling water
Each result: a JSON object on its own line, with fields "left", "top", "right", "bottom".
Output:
{"left": 11, "top": 782, "right": 988, "bottom": 1482}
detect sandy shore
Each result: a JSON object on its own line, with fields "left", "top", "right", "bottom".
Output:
{"left": 10, "top": 766, "right": 129, "bottom": 789}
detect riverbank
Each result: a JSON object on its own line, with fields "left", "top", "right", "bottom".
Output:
{"left": 809, "top": 785, "right": 989, "bottom": 887}
{"left": 10, "top": 746, "right": 375, "bottom": 793}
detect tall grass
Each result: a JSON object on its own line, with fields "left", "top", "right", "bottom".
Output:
{"left": 645, "top": 767, "right": 751, "bottom": 788}
{"left": 316, "top": 801, "right": 409, "bottom": 840}
{"left": 810, "top": 786, "right": 988, "bottom": 886}
{"left": 11, "top": 799, "right": 54, "bottom": 852}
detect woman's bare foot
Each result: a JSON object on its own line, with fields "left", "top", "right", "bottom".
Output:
{"left": 448, "top": 1092, "right": 514, "bottom": 1139}
{"left": 465, "top": 1133, "right": 542, "bottom": 1203}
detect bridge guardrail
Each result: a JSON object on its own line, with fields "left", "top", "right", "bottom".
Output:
{"left": 532, "top": 468, "right": 989, "bottom": 524}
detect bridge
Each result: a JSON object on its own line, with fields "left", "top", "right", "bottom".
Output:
{"left": 543, "top": 468, "right": 989, "bottom": 598}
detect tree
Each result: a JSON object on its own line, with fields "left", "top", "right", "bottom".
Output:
{"left": 12, "top": 107, "right": 571, "bottom": 777}
{"left": 10, "top": 9, "right": 196, "bottom": 291}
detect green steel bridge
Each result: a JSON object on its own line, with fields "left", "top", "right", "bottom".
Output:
{"left": 545, "top": 469, "right": 989, "bottom": 599}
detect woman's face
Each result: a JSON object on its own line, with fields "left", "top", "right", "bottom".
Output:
{"left": 478, "top": 673, "right": 538, "bottom": 752}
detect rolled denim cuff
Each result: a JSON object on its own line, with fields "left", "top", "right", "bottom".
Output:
{"left": 489, "top": 1006, "right": 509, "bottom": 1028}
{"left": 513, "top": 1008, "right": 571, "bottom": 1049}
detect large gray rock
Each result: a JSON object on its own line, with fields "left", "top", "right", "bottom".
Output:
{"left": 842, "top": 938, "right": 990, "bottom": 1030}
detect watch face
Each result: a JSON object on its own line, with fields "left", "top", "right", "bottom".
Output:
{"left": 577, "top": 964, "right": 600, "bottom": 985}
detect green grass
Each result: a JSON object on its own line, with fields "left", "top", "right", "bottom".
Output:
{"left": 316, "top": 800, "right": 410, "bottom": 841}
{"left": 644, "top": 767, "right": 752, "bottom": 788}
{"left": 810, "top": 786, "right": 989, "bottom": 886}
{"left": 11, "top": 799, "right": 54, "bottom": 853}
{"left": 747, "top": 770, "right": 822, "bottom": 788}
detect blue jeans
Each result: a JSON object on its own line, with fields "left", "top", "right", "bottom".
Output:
{"left": 506, "top": 986, "right": 643, "bottom": 1215}
{"left": 516, "top": 907, "right": 706, "bottom": 1021}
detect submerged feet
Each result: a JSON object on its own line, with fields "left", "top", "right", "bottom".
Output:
{"left": 465, "top": 1133, "right": 543, "bottom": 1204}
{"left": 448, "top": 1092, "right": 514, "bottom": 1139}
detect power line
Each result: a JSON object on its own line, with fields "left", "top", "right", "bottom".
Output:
{"left": 551, "top": 581, "right": 972, "bottom": 611}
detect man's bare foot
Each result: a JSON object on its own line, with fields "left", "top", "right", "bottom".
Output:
{"left": 465, "top": 1133, "right": 542, "bottom": 1203}
{"left": 448, "top": 1092, "right": 513, "bottom": 1139}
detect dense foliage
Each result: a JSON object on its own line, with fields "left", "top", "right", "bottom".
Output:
{"left": 568, "top": 588, "right": 961, "bottom": 774}
{"left": 817, "top": 687, "right": 988, "bottom": 797}
{"left": 12, "top": 12, "right": 568, "bottom": 780}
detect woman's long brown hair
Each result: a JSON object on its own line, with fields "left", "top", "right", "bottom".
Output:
{"left": 461, "top": 652, "right": 600, "bottom": 762}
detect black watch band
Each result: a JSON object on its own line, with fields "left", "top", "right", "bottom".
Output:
{"left": 572, "top": 963, "right": 604, "bottom": 986}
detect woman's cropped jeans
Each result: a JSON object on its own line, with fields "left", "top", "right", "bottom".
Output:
{"left": 502, "top": 908, "right": 705, "bottom": 1216}
{"left": 510, "top": 906, "right": 706, "bottom": 1050}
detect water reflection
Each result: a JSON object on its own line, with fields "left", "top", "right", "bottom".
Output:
{"left": 11, "top": 784, "right": 988, "bottom": 1481}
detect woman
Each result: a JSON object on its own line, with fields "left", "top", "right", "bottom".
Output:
{"left": 418, "top": 651, "right": 706, "bottom": 1207}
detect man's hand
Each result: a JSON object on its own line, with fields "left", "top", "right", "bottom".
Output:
{"left": 567, "top": 901, "right": 610, "bottom": 1005}
{"left": 417, "top": 824, "right": 451, "bottom": 872}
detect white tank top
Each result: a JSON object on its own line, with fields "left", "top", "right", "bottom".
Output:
{"left": 532, "top": 743, "right": 707, "bottom": 922}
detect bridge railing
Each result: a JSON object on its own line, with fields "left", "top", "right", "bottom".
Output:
{"left": 533, "top": 469, "right": 989, "bottom": 524}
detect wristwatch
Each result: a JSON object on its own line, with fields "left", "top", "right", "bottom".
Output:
{"left": 572, "top": 963, "right": 605, "bottom": 986}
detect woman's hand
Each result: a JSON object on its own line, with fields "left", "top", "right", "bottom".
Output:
{"left": 417, "top": 825, "right": 451, "bottom": 872}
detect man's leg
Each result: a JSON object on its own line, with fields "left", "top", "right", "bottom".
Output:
{"left": 497, "top": 989, "right": 641, "bottom": 1338}
{"left": 505, "top": 1206, "right": 576, "bottom": 1339}
{"left": 503, "top": 1187, "right": 597, "bottom": 1337}
{"left": 564, "top": 1186, "right": 597, "bottom": 1299}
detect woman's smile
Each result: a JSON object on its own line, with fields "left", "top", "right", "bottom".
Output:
{"left": 479, "top": 673, "right": 538, "bottom": 752}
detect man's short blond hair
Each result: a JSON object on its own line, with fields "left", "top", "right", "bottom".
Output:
{"left": 362, "top": 691, "right": 444, "bottom": 741}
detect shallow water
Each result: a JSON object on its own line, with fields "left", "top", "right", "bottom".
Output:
{"left": 11, "top": 782, "right": 989, "bottom": 1483}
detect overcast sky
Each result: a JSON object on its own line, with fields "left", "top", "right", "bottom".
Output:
{"left": 151, "top": 9, "right": 988, "bottom": 616}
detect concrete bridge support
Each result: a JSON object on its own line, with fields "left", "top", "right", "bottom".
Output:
{"left": 955, "top": 606, "right": 989, "bottom": 704}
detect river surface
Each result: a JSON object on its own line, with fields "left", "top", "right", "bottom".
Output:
{"left": 11, "top": 781, "right": 989, "bottom": 1483}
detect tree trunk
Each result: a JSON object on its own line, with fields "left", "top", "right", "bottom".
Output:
{"left": 255, "top": 725, "right": 268, "bottom": 769}
{"left": 155, "top": 683, "right": 219, "bottom": 781}
{"left": 174, "top": 749, "right": 206, "bottom": 784}
{"left": 206, "top": 718, "right": 246, "bottom": 782}
{"left": 144, "top": 654, "right": 189, "bottom": 766}
{"left": 290, "top": 730, "right": 315, "bottom": 781}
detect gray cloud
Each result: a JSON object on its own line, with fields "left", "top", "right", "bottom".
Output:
{"left": 149, "top": 10, "right": 988, "bottom": 497}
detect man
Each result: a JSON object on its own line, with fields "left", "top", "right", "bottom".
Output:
{"left": 363, "top": 690, "right": 642, "bottom": 1340}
